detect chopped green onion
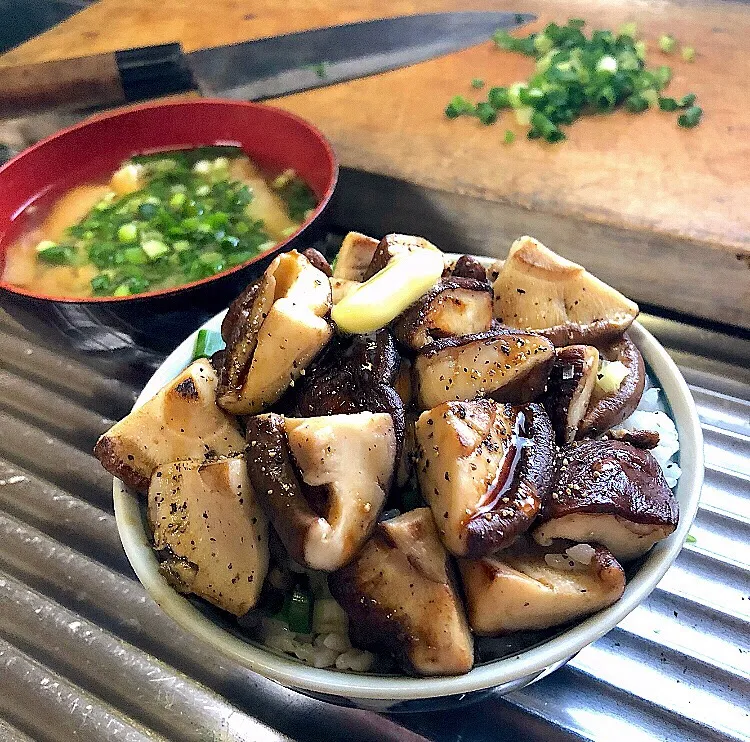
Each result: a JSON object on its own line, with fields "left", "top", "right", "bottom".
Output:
{"left": 503, "top": 129, "right": 516, "bottom": 144}
{"left": 286, "top": 587, "right": 313, "bottom": 634}
{"left": 678, "top": 105, "right": 702, "bottom": 128}
{"left": 685, "top": 533, "right": 697, "bottom": 544}
{"left": 192, "top": 328, "right": 225, "bottom": 361}
{"left": 141, "top": 239, "right": 169, "bottom": 260}
{"left": 681, "top": 46, "right": 695, "bottom": 62}
{"left": 488, "top": 86, "right": 511, "bottom": 109}
{"left": 626, "top": 94, "right": 650, "bottom": 113}
{"left": 445, "top": 18, "right": 702, "bottom": 142}
{"left": 659, "top": 34, "right": 676, "bottom": 53}
{"left": 445, "top": 95, "right": 476, "bottom": 119}
{"left": 475, "top": 102, "right": 498, "bottom": 125}
{"left": 471, "top": 77, "right": 485, "bottom": 89}
{"left": 112, "top": 283, "right": 132, "bottom": 297}
{"left": 678, "top": 92, "right": 696, "bottom": 107}
{"left": 35, "top": 241, "right": 73, "bottom": 264}
{"left": 117, "top": 223, "right": 138, "bottom": 243}
{"left": 658, "top": 96, "right": 678, "bottom": 112}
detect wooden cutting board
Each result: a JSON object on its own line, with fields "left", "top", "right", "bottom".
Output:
{"left": 2, "top": 0, "right": 749, "bottom": 329}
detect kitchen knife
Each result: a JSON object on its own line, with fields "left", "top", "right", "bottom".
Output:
{"left": 0, "top": 12, "right": 534, "bottom": 118}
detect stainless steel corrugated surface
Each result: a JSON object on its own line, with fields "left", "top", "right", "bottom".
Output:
{"left": 0, "top": 307, "right": 748, "bottom": 742}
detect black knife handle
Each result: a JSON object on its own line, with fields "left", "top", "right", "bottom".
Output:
{"left": 0, "top": 43, "right": 197, "bottom": 119}
{"left": 116, "top": 43, "right": 196, "bottom": 103}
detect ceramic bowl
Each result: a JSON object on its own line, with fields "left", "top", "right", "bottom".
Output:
{"left": 113, "top": 297, "right": 703, "bottom": 711}
{"left": 0, "top": 99, "right": 337, "bottom": 355}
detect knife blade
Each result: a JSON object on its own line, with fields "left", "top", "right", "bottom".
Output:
{"left": 0, "top": 12, "right": 534, "bottom": 118}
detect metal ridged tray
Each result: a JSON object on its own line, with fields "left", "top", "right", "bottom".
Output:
{"left": 0, "top": 306, "right": 748, "bottom": 742}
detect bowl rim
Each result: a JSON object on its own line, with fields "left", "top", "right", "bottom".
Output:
{"left": 0, "top": 98, "right": 338, "bottom": 304}
{"left": 113, "top": 286, "right": 704, "bottom": 701}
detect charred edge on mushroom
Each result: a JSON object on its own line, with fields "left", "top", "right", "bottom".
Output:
{"left": 244, "top": 413, "right": 313, "bottom": 567}
{"left": 363, "top": 233, "right": 440, "bottom": 280}
{"left": 578, "top": 334, "right": 645, "bottom": 438}
{"left": 414, "top": 328, "right": 554, "bottom": 409}
{"left": 392, "top": 277, "right": 493, "bottom": 351}
{"left": 329, "top": 508, "right": 474, "bottom": 675}
{"left": 459, "top": 541, "right": 625, "bottom": 634}
{"left": 534, "top": 439, "right": 678, "bottom": 561}
{"left": 302, "top": 247, "right": 333, "bottom": 277}
{"left": 464, "top": 403, "right": 554, "bottom": 556}
{"left": 541, "top": 344, "right": 599, "bottom": 444}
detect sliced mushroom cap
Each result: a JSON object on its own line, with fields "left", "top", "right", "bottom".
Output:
{"left": 459, "top": 542, "right": 625, "bottom": 634}
{"left": 493, "top": 236, "right": 639, "bottom": 346}
{"left": 578, "top": 334, "right": 645, "bottom": 438}
{"left": 362, "top": 233, "right": 443, "bottom": 280}
{"left": 329, "top": 508, "right": 474, "bottom": 676}
{"left": 393, "top": 278, "right": 493, "bottom": 351}
{"left": 533, "top": 439, "right": 679, "bottom": 561}
{"left": 413, "top": 328, "right": 554, "bottom": 410}
{"left": 295, "top": 332, "right": 404, "bottom": 450}
{"left": 245, "top": 411, "right": 396, "bottom": 571}
{"left": 94, "top": 361, "right": 245, "bottom": 493}
{"left": 332, "top": 231, "right": 380, "bottom": 281}
{"left": 302, "top": 247, "right": 332, "bottom": 277}
{"left": 415, "top": 399, "right": 554, "bottom": 557}
{"left": 149, "top": 456, "right": 269, "bottom": 616}
{"left": 447, "top": 254, "right": 491, "bottom": 283}
{"left": 541, "top": 344, "right": 600, "bottom": 444}
{"left": 217, "top": 250, "right": 332, "bottom": 415}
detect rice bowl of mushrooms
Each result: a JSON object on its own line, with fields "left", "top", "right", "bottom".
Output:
{"left": 107, "top": 234, "right": 702, "bottom": 710}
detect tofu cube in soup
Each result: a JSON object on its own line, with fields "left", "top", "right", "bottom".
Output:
{"left": 415, "top": 399, "right": 554, "bottom": 558}
{"left": 93, "top": 361, "right": 245, "bottom": 493}
{"left": 459, "top": 542, "right": 625, "bottom": 634}
{"left": 245, "top": 411, "right": 397, "bottom": 571}
{"left": 149, "top": 456, "right": 269, "bottom": 616}
{"left": 329, "top": 508, "right": 474, "bottom": 676}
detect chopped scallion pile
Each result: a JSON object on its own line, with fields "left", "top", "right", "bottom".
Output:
{"left": 444, "top": 19, "right": 702, "bottom": 142}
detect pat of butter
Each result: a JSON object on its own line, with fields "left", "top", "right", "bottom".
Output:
{"left": 332, "top": 249, "right": 444, "bottom": 334}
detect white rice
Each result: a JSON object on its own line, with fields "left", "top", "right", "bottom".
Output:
{"left": 258, "top": 576, "right": 375, "bottom": 673}
{"left": 616, "top": 386, "right": 681, "bottom": 488}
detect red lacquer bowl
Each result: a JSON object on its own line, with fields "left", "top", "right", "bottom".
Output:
{"left": 0, "top": 99, "right": 338, "bottom": 355}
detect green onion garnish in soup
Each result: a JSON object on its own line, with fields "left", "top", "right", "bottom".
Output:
{"left": 1, "top": 146, "right": 317, "bottom": 298}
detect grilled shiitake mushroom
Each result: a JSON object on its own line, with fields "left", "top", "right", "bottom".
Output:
{"left": 541, "top": 345, "right": 600, "bottom": 444}
{"left": 533, "top": 439, "right": 679, "bottom": 561}
{"left": 149, "top": 456, "right": 269, "bottom": 616}
{"left": 332, "top": 231, "right": 380, "bottom": 281}
{"left": 295, "top": 332, "right": 405, "bottom": 451}
{"left": 94, "top": 360, "right": 245, "bottom": 493}
{"left": 302, "top": 247, "right": 332, "bottom": 277}
{"left": 392, "top": 277, "right": 493, "bottom": 351}
{"left": 578, "top": 334, "right": 645, "bottom": 438}
{"left": 415, "top": 399, "right": 554, "bottom": 558}
{"left": 493, "top": 236, "right": 639, "bottom": 347}
{"left": 245, "top": 411, "right": 396, "bottom": 571}
{"left": 459, "top": 541, "right": 625, "bottom": 634}
{"left": 329, "top": 508, "right": 474, "bottom": 676}
{"left": 413, "top": 328, "right": 554, "bottom": 409}
{"left": 362, "top": 233, "right": 443, "bottom": 280}
{"left": 447, "top": 254, "right": 491, "bottom": 283}
{"left": 216, "top": 250, "right": 332, "bottom": 415}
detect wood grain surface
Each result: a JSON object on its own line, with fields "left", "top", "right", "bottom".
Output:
{"left": 2, "top": 0, "right": 748, "bottom": 328}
